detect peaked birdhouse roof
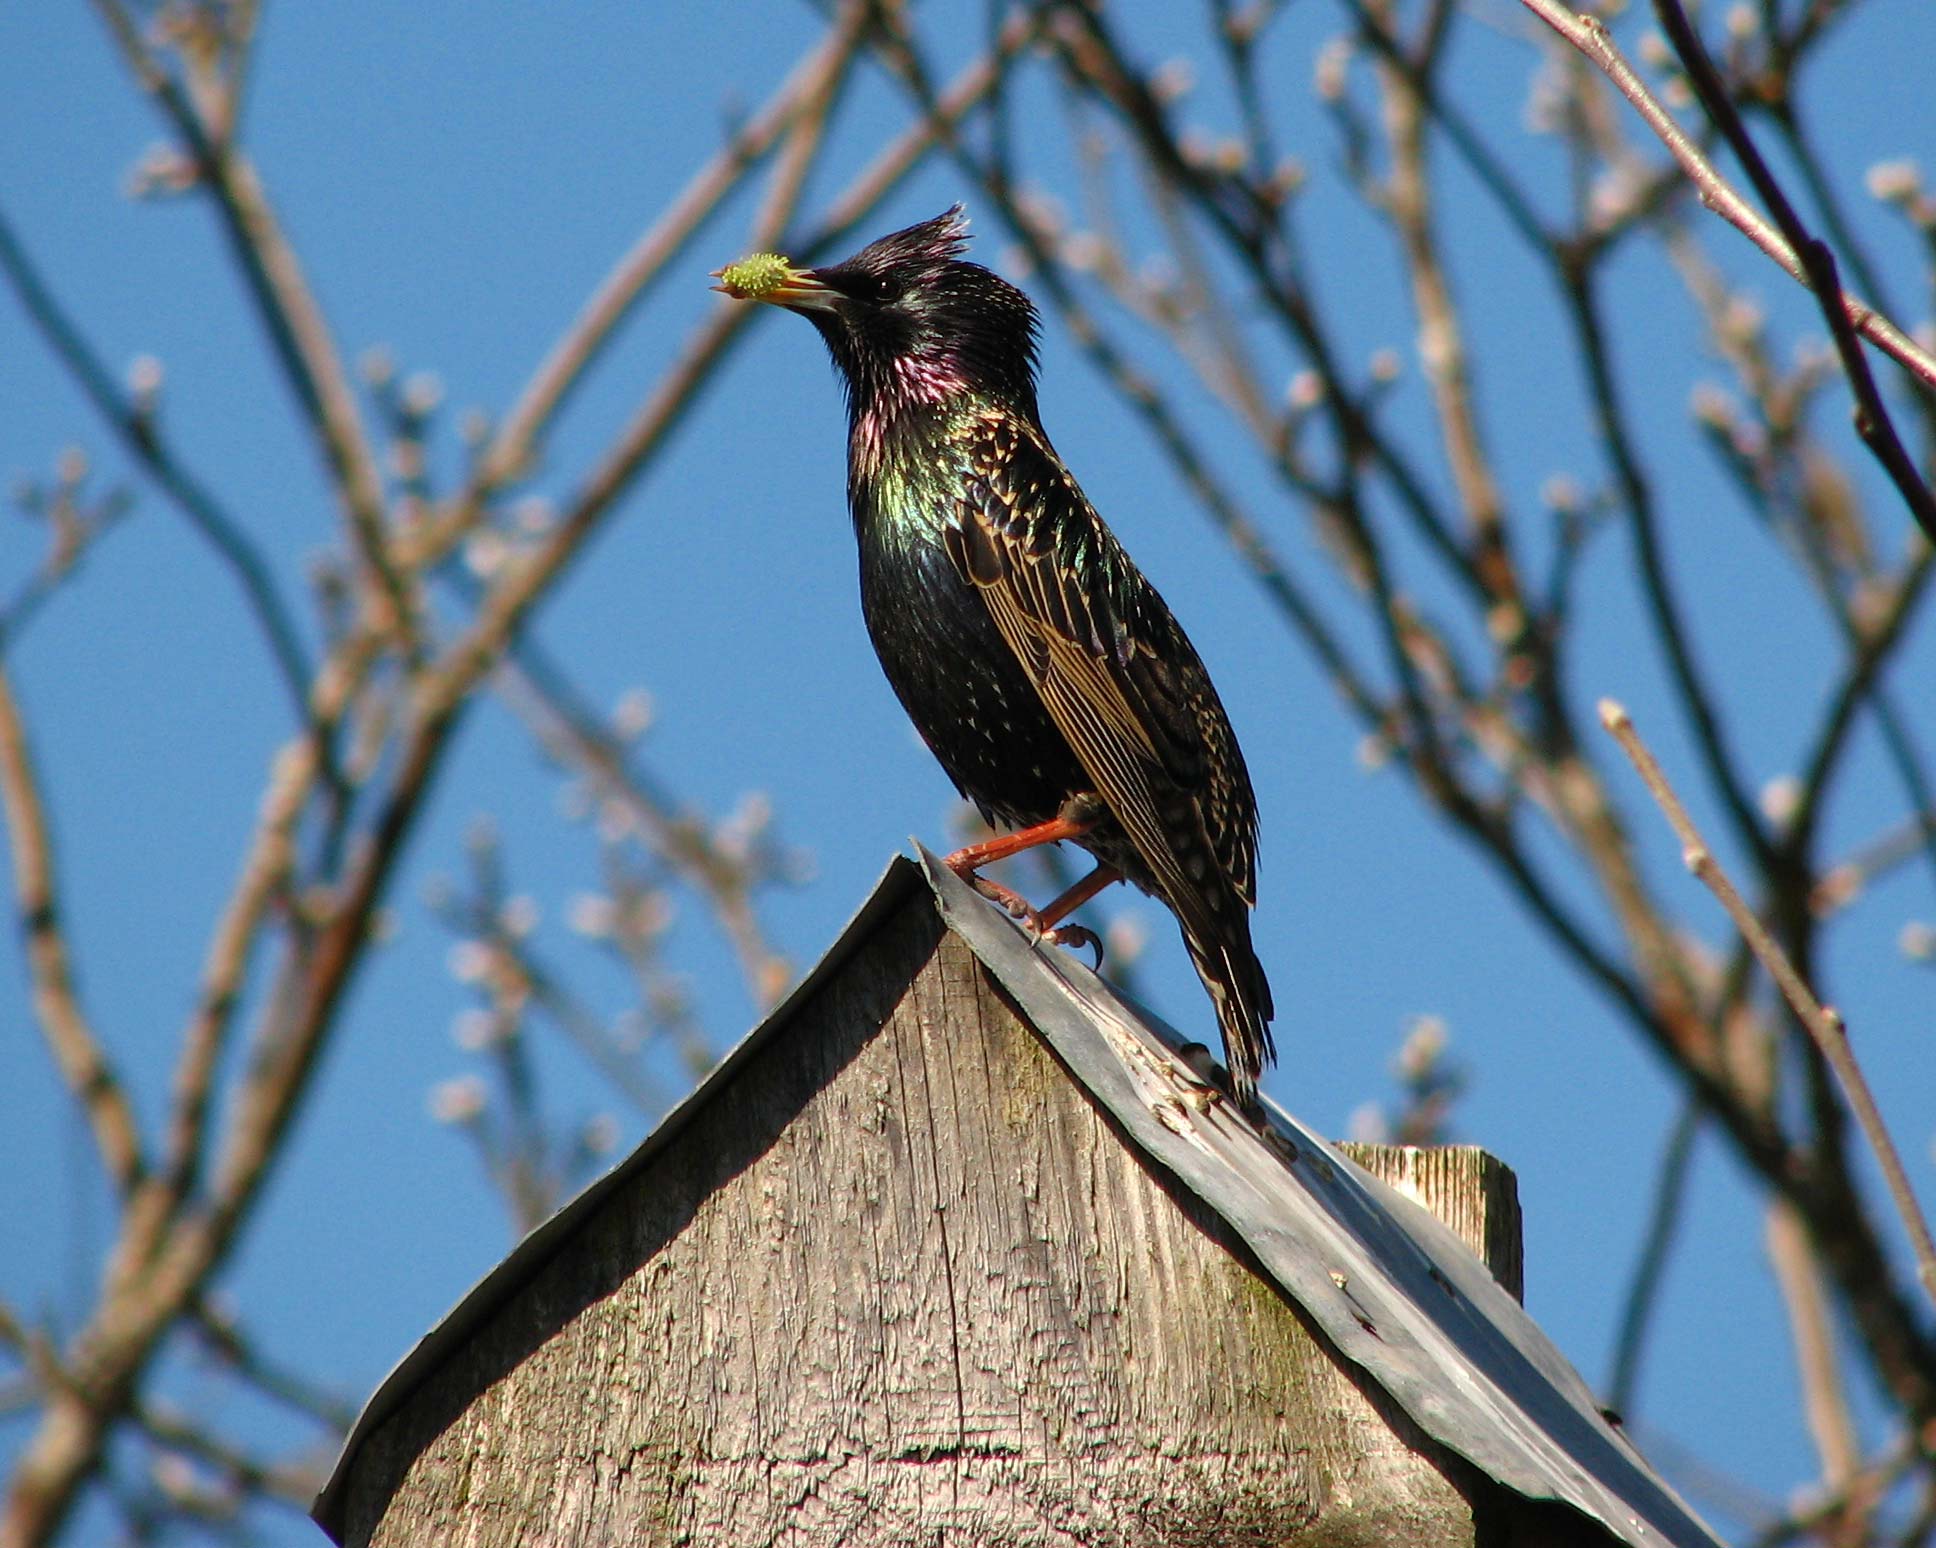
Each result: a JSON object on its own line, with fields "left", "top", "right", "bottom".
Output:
{"left": 314, "top": 849, "right": 1720, "bottom": 1548}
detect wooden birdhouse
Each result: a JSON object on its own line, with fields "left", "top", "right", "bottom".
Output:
{"left": 313, "top": 852, "right": 1719, "bottom": 1547}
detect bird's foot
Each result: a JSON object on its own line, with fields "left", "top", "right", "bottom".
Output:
{"left": 959, "top": 871, "right": 1106, "bottom": 968}
{"left": 944, "top": 824, "right": 1121, "bottom": 971}
{"left": 961, "top": 869, "right": 1039, "bottom": 924}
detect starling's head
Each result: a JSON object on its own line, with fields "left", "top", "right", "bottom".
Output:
{"left": 712, "top": 207, "right": 1039, "bottom": 420}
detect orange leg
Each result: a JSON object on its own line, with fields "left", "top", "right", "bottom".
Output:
{"left": 942, "top": 808, "right": 1098, "bottom": 876}
{"left": 1031, "top": 863, "right": 1123, "bottom": 968}
{"left": 943, "top": 807, "right": 1120, "bottom": 966}
{"left": 1038, "top": 863, "right": 1122, "bottom": 928}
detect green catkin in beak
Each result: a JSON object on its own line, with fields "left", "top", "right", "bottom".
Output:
{"left": 716, "top": 252, "right": 794, "bottom": 299}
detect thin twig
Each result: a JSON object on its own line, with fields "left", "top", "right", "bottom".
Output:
{"left": 0, "top": 204, "right": 318, "bottom": 732}
{"left": 1341, "top": 0, "right": 1554, "bottom": 252}
{"left": 161, "top": 733, "right": 314, "bottom": 1199}
{"left": 1565, "top": 261, "right": 1775, "bottom": 876}
{"left": 1608, "top": 1098, "right": 1701, "bottom": 1416}
{"left": 497, "top": 650, "right": 795, "bottom": 1008}
{"left": 1813, "top": 806, "right": 1936, "bottom": 917}
{"left": 131, "top": 1400, "right": 323, "bottom": 1512}
{"left": 1516, "top": 0, "right": 1936, "bottom": 397}
{"left": 0, "top": 669, "right": 146, "bottom": 1195}
{"left": 418, "top": 0, "right": 874, "bottom": 565}
{"left": 1369, "top": 0, "right": 1524, "bottom": 616}
{"left": 1785, "top": 545, "right": 1936, "bottom": 885}
{"left": 187, "top": 1303, "right": 355, "bottom": 1434}
{"left": 1766, "top": 1199, "right": 1862, "bottom": 1509}
{"left": 1601, "top": 697, "right": 1936, "bottom": 1307}
{"left": 91, "top": 0, "right": 417, "bottom": 644}
{"left": 1649, "top": 0, "right": 1936, "bottom": 542}
{"left": 429, "top": 856, "right": 666, "bottom": 1115}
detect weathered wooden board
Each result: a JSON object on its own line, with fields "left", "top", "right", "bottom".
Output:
{"left": 313, "top": 853, "right": 1717, "bottom": 1548}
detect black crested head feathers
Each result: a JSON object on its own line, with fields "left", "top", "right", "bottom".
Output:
{"left": 741, "top": 207, "right": 1041, "bottom": 419}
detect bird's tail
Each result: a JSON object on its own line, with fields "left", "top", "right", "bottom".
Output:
{"left": 1182, "top": 919, "right": 1276, "bottom": 1114}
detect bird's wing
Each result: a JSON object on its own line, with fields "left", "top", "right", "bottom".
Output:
{"left": 940, "top": 410, "right": 1258, "bottom": 909}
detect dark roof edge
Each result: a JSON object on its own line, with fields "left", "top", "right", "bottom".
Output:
{"left": 311, "top": 855, "right": 923, "bottom": 1540}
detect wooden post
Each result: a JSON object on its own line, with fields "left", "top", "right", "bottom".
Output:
{"left": 1341, "top": 1142, "right": 1524, "bottom": 1303}
{"left": 321, "top": 885, "right": 1555, "bottom": 1546}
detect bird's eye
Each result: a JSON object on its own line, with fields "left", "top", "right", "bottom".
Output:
{"left": 862, "top": 272, "right": 900, "bottom": 303}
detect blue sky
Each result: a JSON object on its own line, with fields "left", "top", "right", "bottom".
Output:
{"left": 4, "top": 3, "right": 1935, "bottom": 1542}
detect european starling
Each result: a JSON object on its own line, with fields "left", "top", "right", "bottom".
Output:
{"left": 715, "top": 208, "right": 1276, "bottom": 1109}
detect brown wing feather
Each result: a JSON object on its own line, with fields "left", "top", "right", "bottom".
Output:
{"left": 942, "top": 410, "right": 1276, "bottom": 1101}
{"left": 944, "top": 411, "right": 1256, "bottom": 926}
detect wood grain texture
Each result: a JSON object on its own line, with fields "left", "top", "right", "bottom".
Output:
{"left": 1339, "top": 1144, "right": 1523, "bottom": 1304}
{"left": 342, "top": 891, "right": 1501, "bottom": 1546}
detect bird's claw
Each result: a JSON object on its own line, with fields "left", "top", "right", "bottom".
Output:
{"left": 963, "top": 872, "right": 1104, "bottom": 968}
{"left": 1038, "top": 921, "right": 1104, "bottom": 970}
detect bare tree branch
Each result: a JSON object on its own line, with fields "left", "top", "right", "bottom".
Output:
{"left": 1515, "top": 0, "right": 1936, "bottom": 399}
{"left": 1608, "top": 1099, "right": 1700, "bottom": 1417}
{"left": 0, "top": 668, "right": 144, "bottom": 1194}
{"left": 1602, "top": 697, "right": 1936, "bottom": 1307}
{"left": 1766, "top": 1199, "right": 1862, "bottom": 1519}
{"left": 1648, "top": 0, "right": 1936, "bottom": 541}
{"left": 418, "top": 0, "right": 877, "bottom": 568}
{"left": 0, "top": 204, "right": 317, "bottom": 731}
{"left": 91, "top": 0, "right": 417, "bottom": 645}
